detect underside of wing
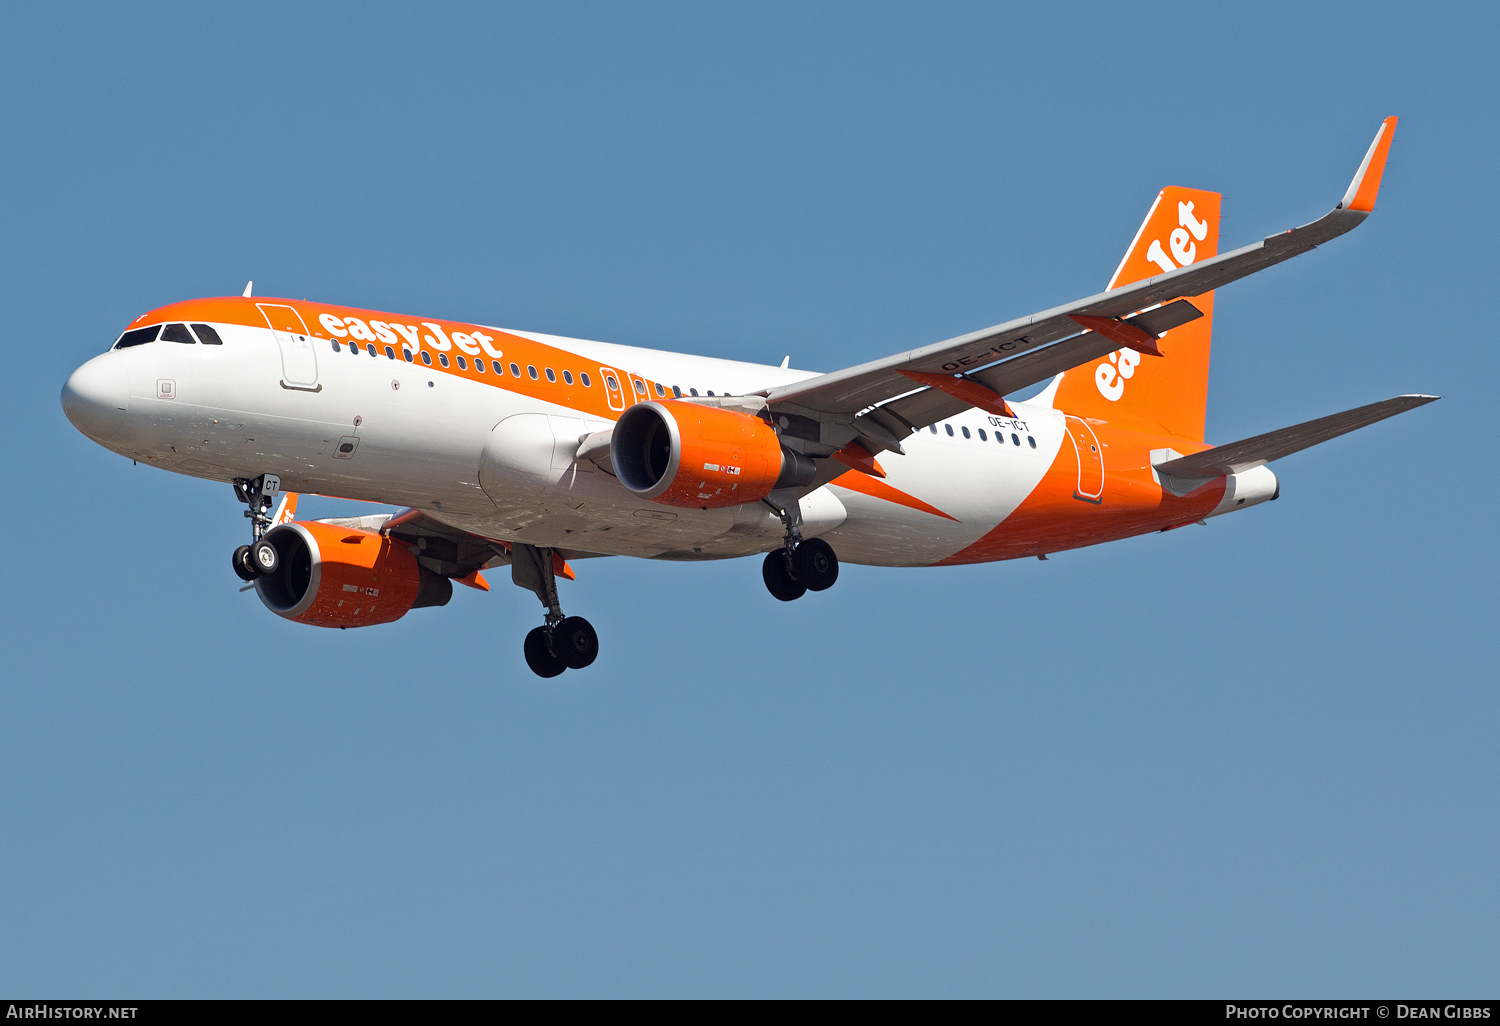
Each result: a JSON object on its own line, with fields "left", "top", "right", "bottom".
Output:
{"left": 317, "top": 507, "right": 605, "bottom": 581}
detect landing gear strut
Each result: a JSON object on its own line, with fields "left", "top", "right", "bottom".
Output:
{"left": 231, "top": 474, "right": 283, "bottom": 581}
{"left": 761, "top": 494, "right": 840, "bottom": 601}
{"left": 512, "top": 542, "right": 599, "bottom": 678}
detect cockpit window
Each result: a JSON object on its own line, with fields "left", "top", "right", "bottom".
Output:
{"left": 160, "top": 323, "right": 196, "bottom": 344}
{"left": 190, "top": 323, "right": 223, "bottom": 345}
{"left": 114, "top": 325, "right": 161, "bottom": 348}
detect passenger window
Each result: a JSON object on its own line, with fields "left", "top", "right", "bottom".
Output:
{"left": 385, "top": 346, "right": 395, "bottom": 360}
{"left": 945, "top": 424, "right": 954, "bottom": 436}
{"left": 511, "top": 363, "right": 521, "bottom": 377}
{"left": 581, "top": 372, "right": 591, "bottom": 387}
{"left": 563, "top": 370, "right": 573, "bottom": 385}
{"left": 528, "top": 365, "right": 538, "bottom": 380}
{"left": 961, "top": 426, "right": 971, "bottom": 439}
{"left": 456, "top": 355, "right": 467, "bottom": 370}
{"left": 161, "top": 323, "right": 196, "bottom": 344}
{"left": 671, "top": 385, "right": 681, "bottom": 398}
{"left": 1011, "top": 433, "right": 1019, "bottom": 445}
{"left": 114, "top": 325, "right": 160, "bottom": 348}
{"left": 1028, "top": 436, "right": 1036, "bottom": 448}
{"left": 331, "top": 340, "right": 341, "bottom": 352}
{"left": 439, "top": 353, "right": 450, "bottom": 368}
{"left": 421, "top": 351, "right": 432, "bottom": 366}
{"left": 706, "top": 390, "right": 714, "bottom": 396}
{"left": 475, "top": 359, "right": 486, "bottom": 373}
{"left": 350, "top": 342, "right": 360, "bottom": 356}
{"left": 404, "top": 349, "right": 414, "bottom": 363}
{"left": 636, "top": 380, "right": 648, "bottom": 395}
{"left": 190, "top": 324, "right": 223, "bottom": 345}
{"left": 546, "top": 368, "right": 556, "bottom": 382}
{"left": 654, "top": 382, "right": 665, "bottom": 397}
{"left": 929, "top": 425, "right": 937, "bottom": 434}
{"left": 690, "top": 388, "right": 699, "bottom": 396}
{"left": 366, "top": 343, "right": 377, "bottom": 357}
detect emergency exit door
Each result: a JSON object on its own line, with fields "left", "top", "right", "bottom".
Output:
{"left": 599, "top": 366, "right": 626, "bottom": 411}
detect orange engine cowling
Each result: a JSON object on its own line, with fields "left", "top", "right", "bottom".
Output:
{"left": 253, "top": 521, "right": 453, "bottom": 628}
{"left": 610, "top": 400, "right": 816, "bottom": 509}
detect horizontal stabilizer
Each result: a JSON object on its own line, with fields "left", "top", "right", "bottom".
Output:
{"left": 1155, "top": 394, "right": 1439, "bottom": 480}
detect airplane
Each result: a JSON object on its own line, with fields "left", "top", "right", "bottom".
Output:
{"left": 61, "top": 117, "right": 1436, "bottom": 678}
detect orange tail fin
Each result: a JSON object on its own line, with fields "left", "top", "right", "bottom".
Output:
{"left": 1051, "top": 187, "right": 1221, "bottom": 442}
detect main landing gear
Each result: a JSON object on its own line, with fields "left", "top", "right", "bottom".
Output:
{"left": 231, "top": 474, "right": 283, "bottom": 582}
{"left": 762, "top": 538, "right": 838, "bottom": 601}
{"left": 511, "top": 542, "right": 599, "bottom": 678}
{"left": 761, "top": 494, "right": 839, "bottom": 602}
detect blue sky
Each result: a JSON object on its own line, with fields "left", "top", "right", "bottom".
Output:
{"left": 2, "top": 1, "right": 1495, "bottom": 997}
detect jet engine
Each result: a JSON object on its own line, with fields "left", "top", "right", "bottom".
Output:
{"left": 253, "top": 521, "right": 452, "bottom": 628}
{"left": 610, "top": 400, "right": 816, "bottom": 509}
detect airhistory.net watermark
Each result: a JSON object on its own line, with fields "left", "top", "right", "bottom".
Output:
{"left": 5, "top": 1007, "right": 137, "bottom": 1020}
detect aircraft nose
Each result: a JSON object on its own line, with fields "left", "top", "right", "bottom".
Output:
{"left": 61, "top": 355, "right": 130, "bottom": 442}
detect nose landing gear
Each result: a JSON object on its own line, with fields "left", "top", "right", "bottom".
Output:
{"left": 231, "top": 474, "right": 283, "bottom": 582}
{"left": 512, "top": 542, "right": 599, "bottom": 678}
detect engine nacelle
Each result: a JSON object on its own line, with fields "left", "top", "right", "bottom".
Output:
{"left": 611, "top": 400, "right": 816, "bottom": 509}
{"left": 253, "top": 522, "right": 452, "bottom": 628}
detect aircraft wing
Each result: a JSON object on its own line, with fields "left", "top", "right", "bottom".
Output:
{"left": 762, "top": 117, "right": 1398, "bottom": 453}
{"left": 304, "top": 507, "right": 602, "bottom": 586}
{"left": 1153, "top": 394, "right": 1439, "bottom": 480}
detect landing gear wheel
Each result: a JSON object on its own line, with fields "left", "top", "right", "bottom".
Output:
{"left": 556, "top": 616, "right": 599, "bottom": 669}
{"left": 524, "top": 626, "right": 567, "bottom": 678}
{"left": 792, "top": 538, "right": 839, "bottom": 592}
{"left": 250, "top": 537, "right": 279, "bottom": 576}
{"left": 763, "top": 550, "right": 807, "bottom": 602}
{"left": 232, "top": 545, "right": 257, "bottom": 582}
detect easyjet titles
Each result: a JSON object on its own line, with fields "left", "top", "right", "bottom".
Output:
{"left": 316, "top": 313, "right": 505, "bottom": 360}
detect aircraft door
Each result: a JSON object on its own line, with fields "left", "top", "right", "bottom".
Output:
{"left": 599, "top": 366, "right": 626, "bottom": 411}
{"left": 1064, "top": 415, "right": 1104, "bottom": 503}
{"left": 258, "top": 304, "right": 319, "bottom": 391}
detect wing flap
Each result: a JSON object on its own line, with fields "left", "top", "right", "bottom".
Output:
{"left": 966, "top": 298, "right": 1205, "bottom": 401}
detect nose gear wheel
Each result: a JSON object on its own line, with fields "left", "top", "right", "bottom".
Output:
{"left": 232, "top": 545, "right": 257, "bottom": 582}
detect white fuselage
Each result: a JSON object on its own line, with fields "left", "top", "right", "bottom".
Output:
{"left": 65, "top": 318, "right": 1064, "bottom": 566}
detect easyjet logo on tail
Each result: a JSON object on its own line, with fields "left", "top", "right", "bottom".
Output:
{"left": 1144, "top": 200, "right": 1210, "bottom": 275}
{"left": 1095, "top": 188, "right": 1221, "bottom": 402}
{"left": 1095, "top": 347, "right": 1141, "bottom": 401}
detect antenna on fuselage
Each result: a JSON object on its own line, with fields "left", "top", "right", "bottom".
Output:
{"left": 242, "top": 281, "right": 253, "bottom": 298}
